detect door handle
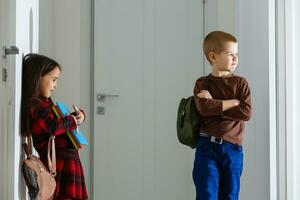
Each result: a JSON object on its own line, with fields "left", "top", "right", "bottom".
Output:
{"left": 97, "top": 93, "right": 120, "bottom": 101}
{"left": 3, "top": 46, "right": 19, "bottom": 57}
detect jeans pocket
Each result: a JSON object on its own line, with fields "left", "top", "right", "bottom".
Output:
{"left": 232, "top": 144, "right": 243, "bottom": 152}
{"left": 196, "top": 138, "right": 209, "bottom": 150}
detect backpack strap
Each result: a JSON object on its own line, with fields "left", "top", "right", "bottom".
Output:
{"left": 23, "top": 135, "right": 57, "bottom": 176}
{"left": 23, "top": 136, "right": 33, "bottom": 156}
{"left": 47, "top": 136, "right": 56, "bottom": 176}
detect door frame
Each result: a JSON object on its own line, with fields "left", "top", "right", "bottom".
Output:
{"left": 0, "top": 0, "right": 39, "bottom": 199}
{"left": 276, "top": 0, "right": 300, "bottom": 199}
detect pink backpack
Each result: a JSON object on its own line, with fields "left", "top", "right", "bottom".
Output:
{"left": 22, "top": 136, "right": 56, "bottom": 200}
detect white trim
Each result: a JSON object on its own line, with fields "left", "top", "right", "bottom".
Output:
{"left": 285, "top": 0, "right": 300, "bottom": 197}
{"left": 276, "top": 0, "right": 286, "bottom": 199}
{"left": 4, "top": 0, "right": 40, "bottom": 199}
{"left": 290, "top": 0, "right": 300, "bottom": 199}
{"left": 284, "top": 0, "right": 294, "bottom": 198}
{"left": 276, "top": 0, "right": 297, "bottom": 199}
{"left": 292, "top": 1, "right": 300, "bottom": 199}
{"left": 269, "top": 0, "right": 277, "bottom": 199}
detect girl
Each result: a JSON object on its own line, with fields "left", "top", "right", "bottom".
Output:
{"left": 21, "top": 53, "right": 88, "bottom": 200}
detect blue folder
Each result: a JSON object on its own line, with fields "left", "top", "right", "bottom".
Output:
{"left": 56, "top": 101, "right": 89, "bottom": 145}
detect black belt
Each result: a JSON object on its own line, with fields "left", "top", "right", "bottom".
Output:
{"left": 199, "top": 133, "right": 226, "bottom": 144}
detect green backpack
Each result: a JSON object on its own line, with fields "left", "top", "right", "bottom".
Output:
{"left": 176, "top": 96, "right": 201, "bottom": 149}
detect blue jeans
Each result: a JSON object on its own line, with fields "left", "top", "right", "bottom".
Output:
{"left": 192, "top": 136, "right": 243, "bottom": 200}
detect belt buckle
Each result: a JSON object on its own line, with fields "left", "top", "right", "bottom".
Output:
{"left": 210, "top": 136, "right": 223, "bottom": 144}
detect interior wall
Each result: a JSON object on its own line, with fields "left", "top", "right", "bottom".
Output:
{"left": 38, "top": 1, "right": 274, "bottom": 199}
{"left": 217, "top": 0, "right": 235, "bottom": 34}
{"left": 39, "top": 0, "right": 91, "bottom": 194}
{"left": 203, "top": 0, "right": 236, "bottom": 77}
{"left": 39, "top": 0, "right": 53, "bottom": 57}
{"left": 236, "top": 0, "right": 274, "bottom": 199}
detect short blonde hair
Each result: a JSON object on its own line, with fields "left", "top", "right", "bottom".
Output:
{"left": 203, "top": 31, "right": 237, "bottom": 64}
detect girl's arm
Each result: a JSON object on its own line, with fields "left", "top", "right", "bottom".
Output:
{"left": 31, "top": 105, "right": 77, "bottom": 136}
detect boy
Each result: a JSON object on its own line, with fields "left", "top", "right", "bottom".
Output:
{"left": 193, "top": 31, "right": 252, "bottom": 200}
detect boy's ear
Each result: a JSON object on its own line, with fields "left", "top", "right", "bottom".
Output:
{"left": 208, "top": 51, "right": 216, "bottom": 62}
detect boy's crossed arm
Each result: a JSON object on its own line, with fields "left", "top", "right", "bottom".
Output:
{"left": 195, "top": 87, "right": 251, "bottom": 121}
{"left": 197, "top": 90, "right": 240, "bottom": 111}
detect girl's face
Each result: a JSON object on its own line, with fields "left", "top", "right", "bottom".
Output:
{"left": 39, "top": 66, "right": 60, "bottom": 98}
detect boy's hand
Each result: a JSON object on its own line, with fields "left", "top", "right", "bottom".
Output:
{"left": 222, "top": 99, "right": 240, "bottom": 111}
{"left": 197, "top": 90, "right": 212, "bottom": 99}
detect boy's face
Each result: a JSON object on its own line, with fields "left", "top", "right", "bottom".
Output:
{"left": 210, "top": 42, "right": 238, "bottom": 73}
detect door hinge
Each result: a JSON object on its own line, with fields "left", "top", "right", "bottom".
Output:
{"left": 2, "top": 68, "right": 7, "bottom": 82}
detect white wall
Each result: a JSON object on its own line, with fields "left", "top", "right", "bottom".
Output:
{"left": 34, "top": 0, "right": 300, "bottom": 199}
{"left": 217, "top": 0, "right": 235, "bottom": 34}
{"left": 236, "top": 0, "right": 274, "bottom": 199}
{"left": 39, "top": 1, "right": 277, "bottom": 199}
{"left": 39, "top": 0, "right": 53, "bottom": 57}
{"left": 203, "top": 0, "right": 236, "bottom": 76}
{"left": 39, "top": 0, "right": 92, "bottom": 194}
{"left": 204, "top": 7, "right": 273, "bottom": 198}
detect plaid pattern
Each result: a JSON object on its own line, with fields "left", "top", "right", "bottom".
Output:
{"left": 54, "top": 149, "right": 88, "bottom": 199}
{"left": 29, "top": 97, "right": 88, "bottom": 199}
{"left": 29, "top": 97, "right": 77, "bottom": 151}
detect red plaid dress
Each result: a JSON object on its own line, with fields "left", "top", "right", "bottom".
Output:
{"left": 29, "top": 97, "right": 88, "bottom": 199}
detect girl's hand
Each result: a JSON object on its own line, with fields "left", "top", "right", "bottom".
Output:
{"left": 73, "top": 105, "right": 85, "bottom": 125}
{"left": 75, "top": 110, "right": 85, "bottom": 125}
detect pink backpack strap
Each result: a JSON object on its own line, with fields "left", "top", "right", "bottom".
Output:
{"left": 47, "top": 136, "right": 56, "bottom": 176}
{"left": 23, "top": 135, "right": 57, "bottom": 176}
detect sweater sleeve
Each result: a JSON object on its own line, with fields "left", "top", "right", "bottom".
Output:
{"left": 30, "top": 104, "right": 78, "bottom": 136}
{"left": 222, "top": 78, "right": 252, "bottom": 121}
{"left": 194, "top": 78, "right": 223, "bottom": 117}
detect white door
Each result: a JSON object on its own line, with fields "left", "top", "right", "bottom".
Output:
{"left": 0, "top": 0, "right": 38, "bottom": 199}
{"left": 0, "top": 0, "right": 8, "bottom": 198}
{"left": 0, "top": 0, "right": 17, "bottom": 198}
{"left": 92, "top": 0, "right": 204, "bottom": 199}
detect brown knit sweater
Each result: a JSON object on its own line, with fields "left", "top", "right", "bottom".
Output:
{"left": 193, "top": 73, "right": 252, "bottom": 145}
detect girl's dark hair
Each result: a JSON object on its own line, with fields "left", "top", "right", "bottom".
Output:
{"left": 20, "top": 53, "right": 61, "bottom": 136}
